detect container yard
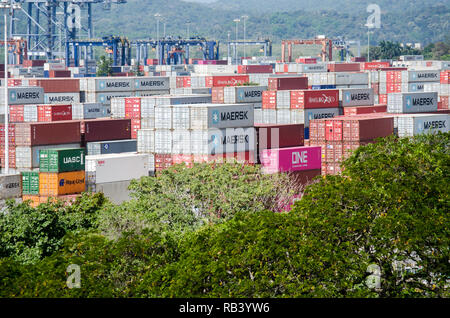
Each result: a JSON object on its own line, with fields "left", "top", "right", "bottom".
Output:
{"left": 1, "top": 53, "right": 447, "bottom": 205}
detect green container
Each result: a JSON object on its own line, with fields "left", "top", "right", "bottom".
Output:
{"left": 39, "top": 148, "right": 86, "bottom": 173}
{"left": 21, "top": 172, "right": 40, "bottom": 195}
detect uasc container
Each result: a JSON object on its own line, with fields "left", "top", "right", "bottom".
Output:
{"left": 39, "top": 148, "right": 86, "bottom": 173}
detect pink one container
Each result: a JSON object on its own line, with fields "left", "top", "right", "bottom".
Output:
{"left": 261, "top": 146, "right": 322, "bottom": 174}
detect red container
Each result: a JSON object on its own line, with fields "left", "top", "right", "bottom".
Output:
{"left": 0, "top": 146, "right": 16, "bottom": 168}
{"left": 290, "top": 89, "right": 339, "bottom": 109}
{"left": 205, "top": 75, "right": 249, "bottom": 87}
{"left": 379, "top": 94, "right": 388, "bottom": 105}
{"left": 343, "top": 105, "right": 387, "bottom": 116}
{"left": 211, "top": 87, "right": 225, "bottom": 103}
{"left": 183, "top": 77, "right": 192, "bottom": 88}
{"left": 343, "top": 141, "right": 374, "bottom": 160}
{"left": 155, "top": 154, "right": 173, "bottom": 171}
{"left": 37, "top": 105, "right": 72, "bottom": 122}
{"left": 9, "top": 105, "right": 24, "bottom": 122}
{"left": 15, "top": 121, "right": 81, "bottom": 146}
{"left": 342, "top": 116, "right": 394, "bottom": 142}
{"left": 371, "top": 83, "right": 380, "bottom": 95}
{"left": 309, "top": 120, "right": 326, "bottom": 141}
{"left": 209, "top": 151, "right": 256, "bottom": 165}
{"left": 325, "top": 141, "right": 343, "bottom": 163}
{"left": 0, "top": 124, "right": 15, "bottom": 145}
{"left": 176, "top": 77, "right": 184, "bottom": 88}
{"left": 262, "top": 91, "right": 277, "bottom": 109}
{"left": 296, "top": 58, "right": 317, "bottom": 64}
{"left": 441, "top": 71, "right": 450, "bottom": 84}
{"left": 124, "top": 97, "right": 141, "bottom": 119}
{"left": 172, "top": 154, "right": 194, "bottom": 168}
{"left": 268, "top": 77, "right": 308, "bottom": 91}
{"left": 82, "top": 119, "right": 131, "bottom": 143}
{"left": 131, "top": 118, "right": 140, "bottom": 139}
{"left": 325, "top": 119, "right": 343, "bottom": 141}
{"left": 237, "top": 65, "right": 273, "bottom": 74}
{"left": 22, "top": 59, "right": 46, "bottom": 67}
{"left": 49, "top": 70, "right": 71, "bottom": 78}
{"left": 439, "top": 96, "right": 449, "bottom": 110}
{"left": 8, "top": 79, "right": 22, "bottom": 87}
{"left": 328, "top": 63, "right": 360, "bottom": 72}
{"left": 363, "top": 61, "right": 390, "bottom": 70}
{"left": 29, "top": 78, "right": 80, "bottom": 93}
{"left": 256, "top": 124, "right": 304, "bottom": 151}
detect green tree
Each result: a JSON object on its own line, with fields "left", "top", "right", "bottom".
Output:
{"left": 96, "top": 56, "right": 113, "bottom": 76}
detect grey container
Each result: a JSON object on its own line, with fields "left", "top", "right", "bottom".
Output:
{"left": 0, "top": 174, "right": 22, "bottom": 200}
{"left": 90, "top": 78, "right": 134, "bottom": 92}
{"left": 340, "top": 88, "right": 374, "bottom": 107}
{"left": 304, "top": 108, "right": 341, "bottom": 128}
{"left": 88, "top": 180, "right": 132, "bottom": 205}
{"left": 134, "top": 77, "right": 170, "bottom": 91}
{"left": 87, "top": 139, "right": 137, "bottom": 155}
{"left": 397, "top": 114, "right": 449, "bottom": 137}
{"left": 0, "top": 87, "right": 44, "bottom": 105}
{"left": 388, "top": 92, "right": 438, "bottom": 114}
{"left": 403, "top": 71, "right": 439, "bottom": 83}
{"left": 44, "top": 93, "right": 80, "bottom": 104}
{"left": 224, "top": 86, "right": 267, "bottom": 104}
{"left": 73, "top": 103, "right": 111, "bottom": 119}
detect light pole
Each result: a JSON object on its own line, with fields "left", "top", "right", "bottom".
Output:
{"left": 241, "top": 15, "right": 248, "bottom": 59}
{"left": 227, "top": 32, "right": 230, "bottom": 63}
{"left": 154, "top": 13, "right": 161, "bottom": 64}
{"left": 186, "top": 20, "right": 191, "bottom": 39}
{"left": 233, "top": 18, "right": 240, "bottom": 65}
{"left": 0, "top": 1, "right": 21, "bottom": 174}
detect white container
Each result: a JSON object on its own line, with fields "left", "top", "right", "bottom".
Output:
{"left": 111, "top": 98, "right": 125, "bottom": 118}
{"left": 290, "top": 109, "right": 305, "bottom": 125}
{"left": 137, "top": 129, "right": 155, "bottom": 153}
{"left": 397, "top": 114, "right": 449, "bottom": 137}
{"left": 172, "top": 130, "right": 191, "bottom": 154}
{"left": 262, "top": 109, "right": 277, "bottom": 124}
{"left": 254, "top": 109, "right": 263, "bottom": 124}
{"left": 191, "top": 130, "right": 208, "bottom": 154}
{"left": 86, "top": 153, "right": 149, "bottom": 185}
{"left": 140, "top": 118, "right": 155, "bottom": 129}
{"left": 334, "top": 72, "right": 369, "bottom": 85}
{"left": 276, "top": 91, "right": 291, "bottom": 109}
{"left": 172, "top": 105, "right": 190, "bottom": 129}
{"left": 155, "top": 105, "right": 172, "bottom": 129}
{"left": 86, "top": 91, "right": 133, "bottom": 105}
{"left": 276, "top": 109, "right": 291, "bottom": 124}
{"left": 154, "top": 130, "right": 172, "bottom": 154}
{"left": 23, "top": 105, "right": 38, "bottom": 122}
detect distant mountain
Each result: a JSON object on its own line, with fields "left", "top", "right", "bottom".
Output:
{"left": 90, "top": 0, "right": 449, "bottom": 47}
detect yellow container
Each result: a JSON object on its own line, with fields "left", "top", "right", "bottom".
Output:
{"left": 39, "top": 194, "right": 80, "bottom": 206}
{"left": 39, "top": 171, "right": 85, "bottom": 196}
{"left": 22, "top": 195, "right": 40, "bottom": 208}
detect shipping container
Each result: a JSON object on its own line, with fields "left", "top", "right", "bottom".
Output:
{"left": 15, "top": 143, "right": 81, "bottom": 169}
{"left": 290, "top": 90, "right": 339, "bottom": 109}
{"left": 190, "top": 103, "right": 254, "bottom": 129}
{"left": 87, "top": 139, "right": 137, "bottom": 155}
{"left": 44, "top": 93, "right": 80, "bottom": 104}
{"left": 342, "top": 116, "right": 394, "bottom": 141}
{"left": 15, "top": 121, "right": 81, "bottom": 146}
{"left": 261, "top": 146, "right": 321, "bottom": 173}
{"left": 72, "top": 103, "right": 111, "bottom": 120}
{"left": 37, "top": 105, "right": 72, "bottom": 122}
{"left": 304, "top": 108, "right": 340, "bottom": 128}
{"left": 21, "top": 171, "right": 40, "bottom": 195}
{"left": 82, "top": 119, "right": 131, "bottom": 142}
{"left": 388, "top": 92, "right": 438, "bottom": 113}
{"left": 222, "top": 86, "right": 267, "bottom": 104}
{"left": 39, "top": 148, "right": 85, "bottom": 173}
{"left": 340, "top": 88, "right": 374, "bottom": 107}
{"left": 0, "top": 174, "right": 21, "bottom": 200}
{"left": 0, "top": 87, "right": 44, "bottom": 105}
{"left": 255, "top": 124, "right": 304, "bottom": 151}
{"left": 397, "top": 114, "right": 449, "bottom": 137}
{"left": 86, "top": 153, "right": 149, "bottom": 185}
{"left": 268, "top": 77, "right": 308, "bottom": 91}
{"left": 343, "top": 105, "right": 387, "bottom": 116}
{"left": 39, "top": 170, "right": 85, "bottom": 196}
{"left": 205, "top": 75, "right": 250, "bottom": 87}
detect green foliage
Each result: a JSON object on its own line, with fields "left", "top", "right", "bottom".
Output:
{"left": 366, "top": 41, "right": 422, "bottom": 60}
{"left": 423, "top": 37, "right": 450, "bottom": 60}
{"left": 96, "top": 56, "right": 113, "bottom": 76}
{"left": 0, "top": 134, "right": 448, "bottom": 298}
{"left": 98, "top": 162, "right": 303, "bottom": 238}
{"left": 0, "top": 193, "right": 106, "bottom": 264}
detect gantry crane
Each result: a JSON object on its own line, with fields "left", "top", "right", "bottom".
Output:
{"left": 281, "top": 38, "right": 333, "bottom": 62}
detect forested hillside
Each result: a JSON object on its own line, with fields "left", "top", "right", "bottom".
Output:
{"left": 90, "top": 0, "right": 449, "bottom": 45}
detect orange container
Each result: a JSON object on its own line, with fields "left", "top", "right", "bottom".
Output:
{"left": 22, "top": 195, "right": 40, "bottom": 208}
{"left": 39, "top": 171, "right": 85, "bottom": 196}
{"left": 39, "top": 194, "right": 80, "bottom": 206}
